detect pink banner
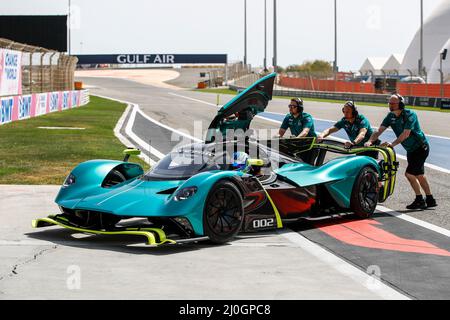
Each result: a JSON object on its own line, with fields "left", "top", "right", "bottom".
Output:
{"left": 0, "top": 89, "right": 89, "bottom": 126}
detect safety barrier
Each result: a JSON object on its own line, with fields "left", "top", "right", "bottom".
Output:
{"left": 0, "top": 89, "right": 89, "bottom": 126}
{"left": 279, "top": 75, "right": 450, "bottom": 98}
{"left": 0, "top": 38, "right": 77, "bottom": 96}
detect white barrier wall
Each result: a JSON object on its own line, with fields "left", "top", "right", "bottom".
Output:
{"left": 0, "top": 89, "right": 89, "bottom": 125}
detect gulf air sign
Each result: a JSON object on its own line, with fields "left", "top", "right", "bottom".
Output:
{"left": 76, "top": 54, "right": 227, "bottom": 65}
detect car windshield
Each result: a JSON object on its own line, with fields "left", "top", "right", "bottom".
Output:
{"left": 143, "top": 146, "right": 225, "bottom": 180}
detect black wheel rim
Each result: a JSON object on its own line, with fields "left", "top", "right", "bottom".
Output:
{"left": 206, "top": 188, "right": 242, "bottom": 235}
{"left": 359, "top": 172, "right": 378, "bottom": 212}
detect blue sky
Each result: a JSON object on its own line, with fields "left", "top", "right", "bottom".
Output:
{"left": 1, "top": 0, "right": 443, "bottom": 71}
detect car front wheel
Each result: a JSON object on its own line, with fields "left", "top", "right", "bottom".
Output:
{"left": 203, "top": 181, "right": 244, "bottom": 244}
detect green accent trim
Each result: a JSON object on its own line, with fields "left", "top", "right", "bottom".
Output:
{"left": 125, "top": 227, "right": 177, "bottom": 244}
{"left": 261, "top": 189, "right": 283, "bottom": 229}
{"left": 31, "top": 217, "right": 177, "bottom": 246}
{"left": 123, "top": 148, "right": 141, "bottom": 156}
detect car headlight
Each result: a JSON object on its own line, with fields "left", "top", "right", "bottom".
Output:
{"left": 63, "top": 173, "right": 76, "bottom": 187}
{"left": 174, "top": 186, "right": 198, "bottom": 201}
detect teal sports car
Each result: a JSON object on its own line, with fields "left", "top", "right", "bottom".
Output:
{"left": 32, "top": 73, "right": 398, "bottom": 246}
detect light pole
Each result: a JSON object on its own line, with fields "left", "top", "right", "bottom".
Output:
{"left": 333, "top": 0, "right": 338, "bottom": 73}
{"left": 68, "top": 0, "right": 71, "bottom": 55}
{"left": 419, "top": 0, "right": 424, "bottom": 77}
{"left": 264, "top": 0, "right": 267, "bottom": 71}
{"left": 273, "top": 0, "right": 277, "bottom": 72}
{"left": 244, "top": 0, "right": 247, "bottom": 66}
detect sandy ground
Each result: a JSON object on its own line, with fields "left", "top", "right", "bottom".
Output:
{"left": 75, "top": 69, "right": 181, "bottom": 90}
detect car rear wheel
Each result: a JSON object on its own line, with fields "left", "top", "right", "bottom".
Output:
{"left": 203, "top": 181, "right": 244, "bottom": 244}
{"left": 350, "top": 166, "right": 379, "bottom": 218}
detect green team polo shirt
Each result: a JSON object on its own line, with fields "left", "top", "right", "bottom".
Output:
{"left": 381, "top": 109, "right": 428, "bottom": 152}
{"left": 281, "top": 112, "right": 316, "bottom": 137}
{"left": 334, "top": 114, "right": 374, "bottom": 146}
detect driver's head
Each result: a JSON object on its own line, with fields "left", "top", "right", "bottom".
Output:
{"left": 231, "top": 151, "right": 249, "bottom": 170}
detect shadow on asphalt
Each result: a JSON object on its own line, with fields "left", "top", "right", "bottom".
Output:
{"left": 25, "top": 212, "right": 412, "bottom": 254}
{"left": 25, "top": 228, "right": 213, "bottom": 255}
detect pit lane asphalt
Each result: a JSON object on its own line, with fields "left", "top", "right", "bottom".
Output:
{"left": 0, "top": 185, "right": 403, "bottom": 299}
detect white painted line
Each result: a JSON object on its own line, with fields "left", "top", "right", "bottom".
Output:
{"left": 125, "top": 105, "right": 163, "bottom": 164}
{"left": 169, "top": 92, "right": 219, "bottom": 107}
{"left": 113, "top": 104, "right": 153, "bottom": 165}
{"left": 134, "top": 104, "right": 202, "bottom": 143}
{"left": 38, "top": 126, "right": 85, "bottom": 130}
{"left": 377, "top": 205, "right": 450, "bottom": 237}
{"left": 278, "top": 229, "right": 410, "bottom": 300}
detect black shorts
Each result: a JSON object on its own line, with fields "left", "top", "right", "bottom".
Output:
{"left": 406, "top": 144, "right": 429, "bottom": 176}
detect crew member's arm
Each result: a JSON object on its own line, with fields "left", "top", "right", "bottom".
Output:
{"left": 382, "top": 113, "right": 416, "bottom": 147}
{"left": 278, "top": 116, "right": 289, "bottom": 138}
{"left": 317, "top": 126, "right": 339, "bottom": 142}
{"left": 297, "top": 115, "right": 314, "bottom": 138}
{"left": 297, "top": 127, "right": 310, "bottom": 137}
{"left": 353, "top": 127, "right": 368, "bottom": 145}
{"left": 365, "top": 126, "right": 387, "bottom": 146}
{"left": 383, "top": 129, "right": 411, "bottom": 148}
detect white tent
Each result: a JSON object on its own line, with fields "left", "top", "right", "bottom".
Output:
{"left": 400, "top": 0, "right": 450, "bottom": 76}
{"left": 428, "top": 38, "right": 450, "bottom": 83}
{"left": 359, "top": 57, "right": 388, "bottom": 76}
{"left": 382, "top": 54, "right": 404, "bottom": 75}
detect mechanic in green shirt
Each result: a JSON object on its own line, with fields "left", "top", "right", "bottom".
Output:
{"left": 278, "top": 98, "right": 316, "bottom": 138}
{"left": 278, "top": 98, "right": 317, "bottom": 164}
{"left": 365, "top": 94, "right": 437, "bottom": 210}
{"left": 317, "top": 101, "right": 379, "bottom": 159}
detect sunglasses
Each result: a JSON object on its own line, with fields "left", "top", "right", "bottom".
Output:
{"left": 288, "top": 104, "right": 298, "bottom": 108}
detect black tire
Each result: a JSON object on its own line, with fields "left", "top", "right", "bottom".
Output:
{"left": 350, "top": 166, "right": 379, "bottom": 218}
{"left": 103, "top": 169, "right": 127, "bottom": 188}
{"left": 203, "top": 181, "right": 244, "bottom": 244}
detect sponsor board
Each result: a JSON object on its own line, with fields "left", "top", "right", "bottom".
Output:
{"left": 36, "top": 93, "right": 48, "bottom": 116}
{"left": 0, "top": 89, "right": 89, "bottom": 126}
{"left": 0, "top": 49, "right": 22, "bottom": 96}
{"left": 62, "top": 91, "right": 70, "bottom": 109}
{"left": 18, "top": 95, "right": 32, "bottom": 120}
{"left": 49, "top": 92, "right": 60, "bottom": 112}
{"left": 0, "top": 96, "right": 14, "bottom": 125}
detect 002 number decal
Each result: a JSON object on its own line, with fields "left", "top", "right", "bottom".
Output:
{"left": 252, "top": 218, "right": 274, "bottom": 229}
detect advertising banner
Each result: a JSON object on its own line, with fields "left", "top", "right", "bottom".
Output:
{"left": 18, "top": 94, "right": 32, "bottom": 120}
{"left": 0, "top": 49, "right": 22, "bottom": 96}
{"left": 36, "top": 93, "right": 48, "bottom": 116}
{"left": 0, "top": 89, "right": 89, "bottom": 126}
{"left": 0, "top": 96, "right": 14, "bottom": 125}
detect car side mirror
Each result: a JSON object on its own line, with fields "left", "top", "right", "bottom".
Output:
{"left": 123, "top": 148, "right": 141, "bottom": 162}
